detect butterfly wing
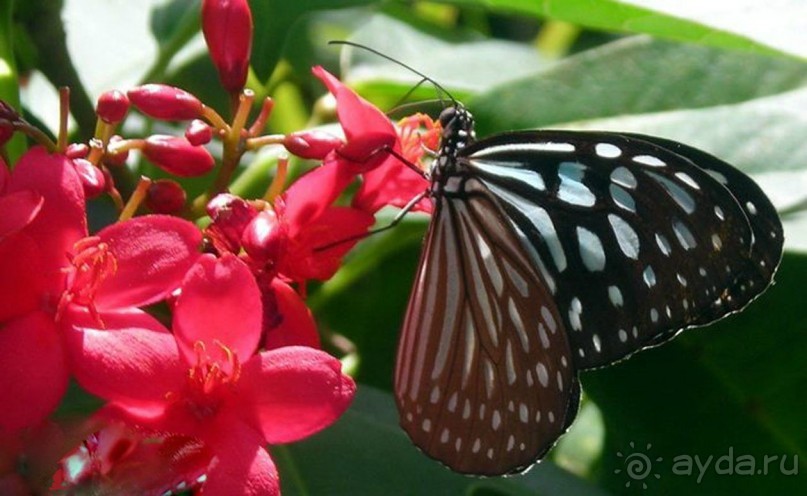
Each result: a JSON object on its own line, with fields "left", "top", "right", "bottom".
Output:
{"left": 460, "top": 130, "right": 783, "bottom": 369}
{"left": 395, "top": 177, "right": 579, "bottom": 475}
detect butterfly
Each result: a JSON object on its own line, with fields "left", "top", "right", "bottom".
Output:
{"left": 329, "top": 40, "right": 783, "bottom": 476}
{"left": 391, "top": 104, "right": 783, "bottom": 475}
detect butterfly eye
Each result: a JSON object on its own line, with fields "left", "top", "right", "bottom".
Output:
{"left": 438, "top": 107, "right": 457, "bottom": 130}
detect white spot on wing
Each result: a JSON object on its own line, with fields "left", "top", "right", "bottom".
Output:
{"left": 646, "top": 170, "right": 696, "bottom": 214}
{"left": 577, "top": 226, "right": 606, "bottom": 271}
{"left": 471, "top": 142, "right": 575, "bottom": 157}
{"left": 643, "top": 266, "right": 656, "bottom": 288}
{"left": 608, "top": 214, "right": 640, "bottom": 259}
{"left": 469, "top": 160, "right": 546, "bottom": 192}
{"left": 536, "top": 363, "right": 549, "bottom": 387}
{"left": 542, "top": 306, "right": 557, "bottom": 334}
{"left": 610, "top": 183, "right": 637, "bottom": 213}
{"left": 569, "top": 297, "right": 583, "bottom": 331}
{"left": 673, "top": 220, "right": 697, "bottom": 250}
{"left": 656, "top": 233, "right": 672, "bottom": 256}
{"left": 633, "top": 154, "right": 666, "bottom": 167}
{"left": 608, "top": 285, "right": 623, "bottom": 307}
{"left": 675, "top": 171, "right": 701, "bottom": 190}
{"left": 596, "top": 143, "right": 622, "bottom": 158}
{"left": 558, "top": 161, "right": 596, "bottom": 207}
{"left": 611, "top": 166, "right": 637, "bottom": 189}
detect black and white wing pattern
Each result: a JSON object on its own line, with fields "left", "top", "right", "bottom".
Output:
{"left": 460, "top": 130, "right": 783, "bottom": 369}
{"left": 395, "top": 176, "right": 580, "bottom": 475}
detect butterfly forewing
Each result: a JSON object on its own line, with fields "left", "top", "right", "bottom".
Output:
{"left": 460, "top": 130, "right": 782, "bottom": 369}
{"left": 395, "top": 177, "right": 578, "bottom": 475}
{"left": 622, "top": 133, "right": 784, "bottom": 321}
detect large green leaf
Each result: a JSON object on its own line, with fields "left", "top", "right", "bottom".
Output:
{"left": 250, "top": 0, "right": 378, "bottom": 82}
{"left": 582, "top": 253, "right": 807, "bottom": 494}
{"left": 471, "top": 36, "right": 807, "bottom": 135}
{"left": 276, "top": 386, "right": 611, "bottom": 495}
{"left": 443, "top": 0, "right": 805, "bottom": 59}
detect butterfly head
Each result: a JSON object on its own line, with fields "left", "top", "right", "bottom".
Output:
{"left": 438, "top": 105, "right": 475, "bottom": 151}
{"left": 430, "top": 105, "right": 476, "bottom": 181}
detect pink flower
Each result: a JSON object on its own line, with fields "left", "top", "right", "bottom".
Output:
{"left": 68, "top": 254, "right": 355, "bottom": 495}
{"left": 0, "top": 147, "right": 202, "bottom": 432}
{"left": 260, "top": 164, "right": 375, "bottom": 282}
{"left": 311, "top": 66, "right": 432, "bottom": 214}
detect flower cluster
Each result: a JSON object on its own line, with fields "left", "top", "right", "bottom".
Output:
{"left": 0, "top": 0, "right": 440, "bottom": 494}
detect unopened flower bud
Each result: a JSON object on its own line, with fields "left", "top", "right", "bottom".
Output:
{"left": 143, "top": 135, "right": 215, "bottom": 177}
{"left": 146, "top": 179, "right": 186, "bottom": 214}
{"left": 103, "top": 135, "right": 129, "bottom": 167}
{"left": 283, "top": 130, "right": 343, "bottom": 160}
{"left": 127, "top": 84, "right": 203, "bottom": 120}
{"left": 96, "top": 90, "right": 130, "bottom": 123}
{"left": 202, "top": 0, "right": 252, "bottom": 93}
{"left": 73, "top": 159, "right": 106, "bottom": 199}
{"left": 185, "top": 119, "right": 213, "bottom": 146}
{"left": 65, "top": 143, "right": 90, "bottom": 159}
{"left": 242, "top": 210, "right": 285, "bottom": 262}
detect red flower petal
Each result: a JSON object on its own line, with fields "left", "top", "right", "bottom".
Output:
{"left": 353, "top": 158, "right": 432, "bottom": 214}
{"left": 279, "top": 162, "right": 356, "bottom": 237}
{"left": 92, "top": 215, "right": 201, "bottom": 310}
{"left": 263, "top": 279, "right": 320, "bottom": 350}
{"left": 312, "top": 66, "right": 395, "bottom": 145}
{"left": 0, "top": 233, "right": 48, "bottom": 322}
{"left": 279, "top": 206, "right": 374, "bottom": 281}
{"left": 65, "top": 308, "right": 185, "bottom": 405}
{"left": 0, "top": 311, "right": 68, "bottom": 431}
{"left": 174, "top": 254, "right": 262, "bottom": 364}
{"left": 7, "top": 147, "right": 87, "bottom": 270}
{"left": 0, "top": 158, "right": 9, "bottom": 190}
{"left": 203, "top": 419, "right": 278, "bottom": 496}
{"left": 237, "top": 346, "right": 355, "bottom": 444}
{"left": 0, "top": 190, "right": 43, "bottom": 239}
{"left": 312, "top": 66, "right": 400, "bottom": 172}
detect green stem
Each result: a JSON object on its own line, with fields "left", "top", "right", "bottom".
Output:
{"left": 0, "top": 0, "right": 23, "bottom": 162}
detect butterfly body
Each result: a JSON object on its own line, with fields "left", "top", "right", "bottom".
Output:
{"left": 394, "top": 105, "right": 783, "bottom": 475}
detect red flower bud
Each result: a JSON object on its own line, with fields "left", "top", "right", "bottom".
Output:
{"left": 127, "top": 84, "right": 203, "bottom": 120}
{"left": 242, "top": 210, "right": 285, "bottom": 263}
{"left": 143, "top": 135, "right": 215, "bottom": 177}
{"left": 96, "top": 90, "right": 130, "bottom": 123}
{"left": 65, "top": 143, "right": 89, "bottom": 159}
{"left": 146, "top": 179, "right": 187, "bottom": 214}
{"left": 103, "top": 135, "right": 129, "bottom": 167}
{"left": 283, "top": 130, "right": 344, "bottom": 160}
{"left": 73, "top": 158, "right": 106, "bottom": 199}
{"left": 202, "top": 0, "right": 253, "bottom": 93}
{"left": 185, "top": 119, "right": 213, "bottom": 146}
{"left": 0, "top": 101, "right": 18, "bottom": 146}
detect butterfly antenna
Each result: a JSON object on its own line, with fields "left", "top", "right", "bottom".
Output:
{"left": 329, "top": 40, "right": 458, "bottom": 107}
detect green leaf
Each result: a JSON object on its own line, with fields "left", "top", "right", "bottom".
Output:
{"left": 335, "top": 12, "right": 546, "bottom": 110}
{"left": 470, "top": 36, "right": 807, "bottom": 135}
{"left": 276, "top": 386, "right": 609, "bottom": 495}
{"left": 581, "top": 252, "right": 807, "bottom": 494}
{"left": 250, "top": 0, "right": 379, "bottom": 83}
{"left": 444, "top": 0, "right": 803, "bottom": 59}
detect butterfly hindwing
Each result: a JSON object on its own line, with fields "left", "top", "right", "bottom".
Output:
{"left": 459, "top": 130, "right": 781, "bottom": 369}
{"left": 395, "top": 177, "right": 578, "bottom": 475}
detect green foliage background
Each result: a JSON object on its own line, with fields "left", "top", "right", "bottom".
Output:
{"left": 5, "top": 0, "right": 806, "bottom": 494}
